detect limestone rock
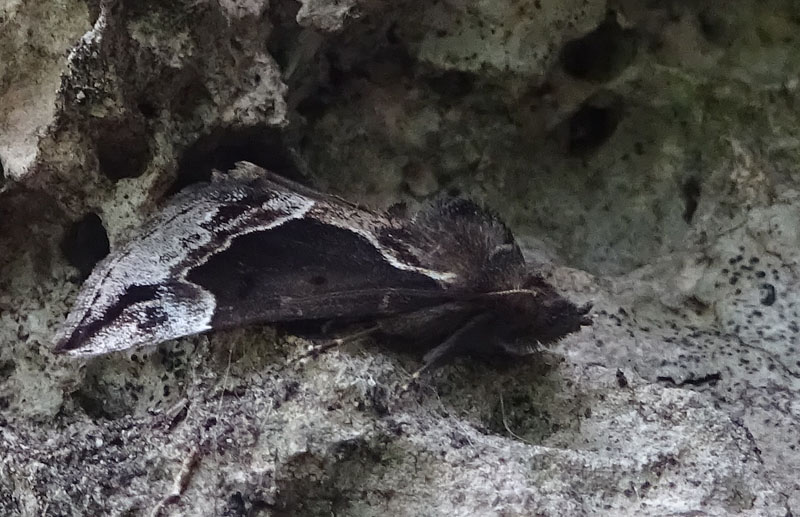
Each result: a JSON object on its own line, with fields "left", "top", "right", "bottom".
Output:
{"left": 1, "top": 0, "right": 798, "bottom": 515}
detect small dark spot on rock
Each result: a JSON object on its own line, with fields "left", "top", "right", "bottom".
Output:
{"left": 686, "top": 296, "right": 709, "bottom": 314}
{"left": 760, "top": 284, "right": 776, "bottom": 306}
{"left": 368, "top": 385, "right": 389, "bottom": 416}
{"left": 616, "top": 369, "right": 628, "bottom": 388}
{"left": 309, "top": 275, "right": 327, "bottom": 286}
{"left": 226, "top": 492, "right": 247, "bottom": 516}
{"left": 681, "top": 176, "right": 700, "bottom": 223}
{"left": 385, "top": 22, "right": 401, "bottom": 44}
{"left": 697, "top": 9, "right": 731, "bottom": 45}
{"left": 283, "top": 380, "right": 300, "bottom": 402}
{"left": 426, "top": 70, "right": 477, "bottom": 99}
{"left": 449, "top": 431, "right": 470, "bottom": 449}
{"left": 137, "top": 98, "right": 158, "bottom": 119}
{"left": 0, "top": 360, "right": 14, "bottom": 381}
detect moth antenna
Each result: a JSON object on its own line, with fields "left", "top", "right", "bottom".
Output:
{"left": 478, "top": 288, "right": 539, "bottom": 299}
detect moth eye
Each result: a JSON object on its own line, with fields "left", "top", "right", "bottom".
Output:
{"left": 309, "top": 275, "right": 327, "bottom": 286}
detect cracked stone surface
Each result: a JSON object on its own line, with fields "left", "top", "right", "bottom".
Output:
{"left": 1, "top": 0, "right": 799, "bottom": 515}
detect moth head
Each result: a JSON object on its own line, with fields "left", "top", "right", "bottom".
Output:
{"left": 480, "top": 277, "right": 591, "bottom": 348}
{"left": 54, "top": 281, "right": 214, "bottom": 356}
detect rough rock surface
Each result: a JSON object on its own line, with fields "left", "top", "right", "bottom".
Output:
{"left": 1, "top": 0, "right": 799, "bottom": 515}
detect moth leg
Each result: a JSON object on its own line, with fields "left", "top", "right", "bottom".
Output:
{"left": 403, "top": 313, "right": 493, "bottom": 389}
{"left": 292, "top": 325, "right": 379, "bottom": 363}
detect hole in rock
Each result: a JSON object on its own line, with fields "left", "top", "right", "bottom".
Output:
{"left": 560, "top": 14, "right": 638, "bottom": 82}
{"left": 565, "top": 96, "right": 623, "bottom": 154}
{"left": 94, "top": 117, "right": 151, "bottom": 180}
{"left": 172, "top": 126, "right": 301, "bottom": 194}
{"left": 61, "top": 212, "right": 110, "bottom": 280}
{"left": 425, "top": 69, "right": 477, "bottom": 100}
{"left": 697, "top": 9, "right": 731, "bottom": 45}
{"left": 136, "top": 98, "right": 159, "bottom": 119}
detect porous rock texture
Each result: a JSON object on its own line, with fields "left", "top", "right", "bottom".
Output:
{"left": 1, "top": 0, "right": 799, "bottom": 515}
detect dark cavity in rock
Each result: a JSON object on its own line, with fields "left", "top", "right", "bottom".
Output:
{"left": 94, "top": 117, "right": 151, "bottom": 180}
{"left": 565, "top": 96, "right": 622, "bottom": 154}
{"left": 172, "top": 126, "right": 301, "bottom": 194}
{"left": 560, "top": 14, "right": 638, "bottom": 82}
{"left": 681, "top": 176, "right": 701, "bottom": 223}
{"left": 61, "top": 212, "right": 110, "bottom": 280}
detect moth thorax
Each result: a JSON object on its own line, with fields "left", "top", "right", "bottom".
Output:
{"left": 485, "top": 290, "right": 541, "bottom": 324}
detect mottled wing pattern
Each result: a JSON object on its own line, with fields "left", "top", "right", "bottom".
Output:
{"left": 54, "top": 163, "right": 464, "bottom": 356}
{"left": 55, "top": 176, "right": 314, "bottom": 355}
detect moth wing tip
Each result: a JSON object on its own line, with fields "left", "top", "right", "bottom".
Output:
{"left": 52, "top": 338, "right": 84, "bottom": 356}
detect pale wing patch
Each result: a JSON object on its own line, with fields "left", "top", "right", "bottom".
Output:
{"left": 56, "top": 185, "right": 314, "bottom": 356}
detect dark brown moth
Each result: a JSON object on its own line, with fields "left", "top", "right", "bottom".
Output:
{"left": 54, "top": 162, "right": 590, "bottom": 368}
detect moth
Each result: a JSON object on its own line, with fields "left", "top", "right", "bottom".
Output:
{"left": 55, "top": 161, "right": 590, "bottom": 368}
